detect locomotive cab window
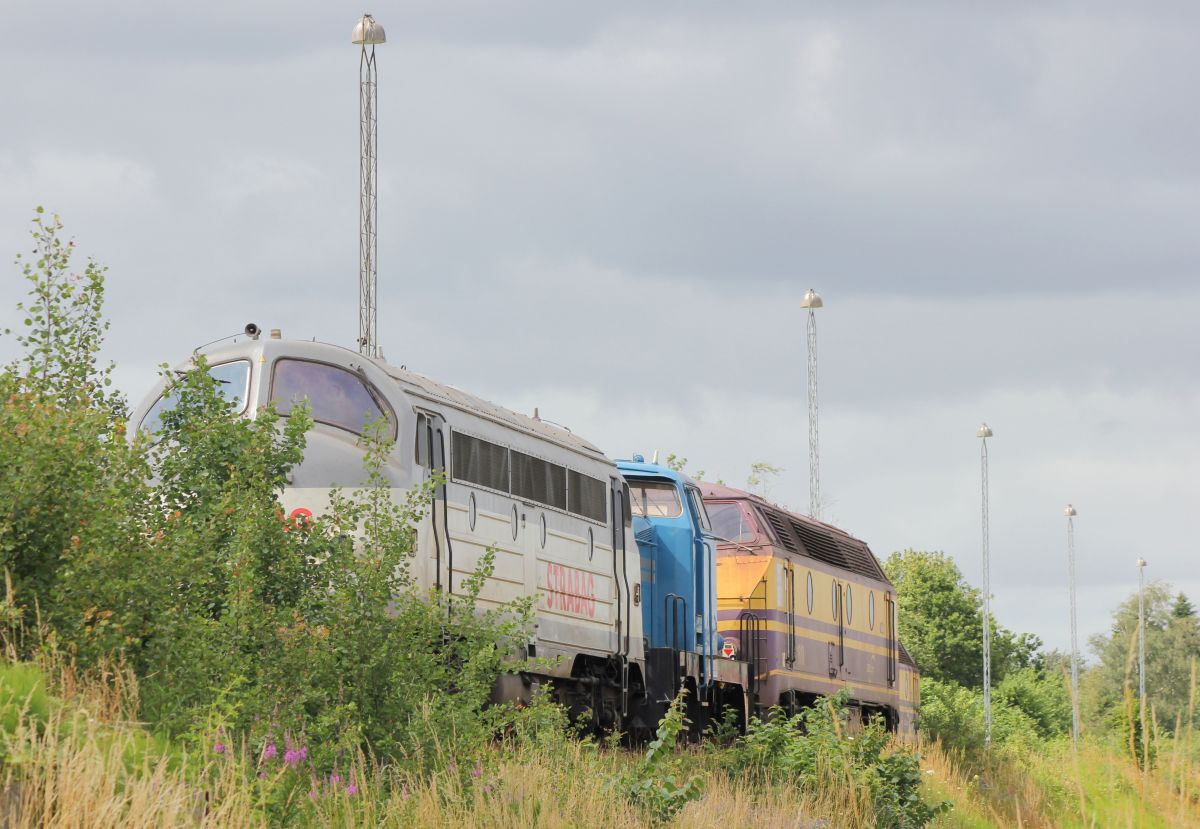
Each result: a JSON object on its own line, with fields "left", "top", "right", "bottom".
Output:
{"left": 686, "top": 487, "right": 711, "bottom": 532}
{"left": 707, "top": 502, "right": 758, "bottom": 543}
{"left": 141, "top": 360, "right": 251, "bottom": 435}
{"left": 272, "top": 359, "right": 391, "bottom": 437}
{"left": 415, "top": 413, "right": 431, "bottom": 467}
{"left": 628, "top": 481, "right": 683, "bottom": 518}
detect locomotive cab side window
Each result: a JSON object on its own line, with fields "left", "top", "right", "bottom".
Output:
{"left": 272, "top": 359, "right": 392, "bottom": 437}
{"left": 415, "top": 413, "right": 431, "bottom": 467}
{"left": 707, "top": 502, "right": 758, "bottom": 543}
{"left": 628, "top": 481, "right": 683, "bottom": 518}
{"left": 140, "top": 360, "right": 251, "bottom": 435}
{"left": 686, "top": 487, "right": 711, "bottom": 532}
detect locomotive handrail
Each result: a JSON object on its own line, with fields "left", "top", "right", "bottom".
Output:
{"left": 737, "top": 610, "right": 763, "bottom": 700}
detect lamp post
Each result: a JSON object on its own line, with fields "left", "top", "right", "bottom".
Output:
{"left": 977, "top": 422, "right": 993, "bottom": 746}
{"left": 1136, "top": 556, "right": 1148, "bottom": 776}
{"left": 1064, "top": 504, "right": 1079, "bottom": 748}
{"left": 353, "top": 13, "right": 386, "bottom": 358}
{"left": 1137, "top": 557, "right": 1147, "bottom": 704}
{"left": 801, "top": 288, "right": 823, "bottom": 519}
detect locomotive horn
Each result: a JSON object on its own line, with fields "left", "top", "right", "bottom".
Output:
{"left": 244, "top": 323, "right": 261, "bottom": 339}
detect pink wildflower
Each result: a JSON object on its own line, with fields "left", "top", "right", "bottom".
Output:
{"left": 262, "top": 742, "right": 277, "bottom": 761}
{"left": 213, "top": 742, "right": 226, "bottom": 755}
{"left": 346, "top": 784, "right": 358, "bottom": 796}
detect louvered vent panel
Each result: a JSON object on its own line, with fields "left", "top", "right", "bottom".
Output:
{"left": 761, "top": 509, "right": 799, "bottom": 553}
{"left": 898, "top": 640, "right": 917, "bottom": 668}
{"left": 790, "top": 520, "right": 849, "bottom": 570}
{"left": 835, "top": 537, "right": 886, "bottom": 581}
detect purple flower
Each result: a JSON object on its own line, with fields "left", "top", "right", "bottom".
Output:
{"left": 483, "top": 784, "right": 493, "bottom": 795}
{"left": 299, "top": 747, "right": 308, "bottom": 762}
{"left": 330, "top": 773, "right": 342, "bottom": 785}
{"left": 284, "top": 749, "right": 302, "bottom": 766}
{"left": 472, "top": 760, "right": 482, "bottom": 779}
{"left": 213, "top": 742, "right": 226, "bottom": 755}
{"left": 346, "top": 784, "right": 358, "bottom": 796}
{"left": 308, "top": 789, "right": 318, "bottom": 801}
{"left": 262, "top": 742, "right": 277, "bottom": 761}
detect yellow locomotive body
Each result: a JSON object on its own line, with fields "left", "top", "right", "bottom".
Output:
{"left": 702, "top": 484, "right": 919, "bottom": 734}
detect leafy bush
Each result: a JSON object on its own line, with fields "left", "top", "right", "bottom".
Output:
{"left": 724, "top": 692, "right": 949, "bottom": 828}
{"left": 3, "top": 210, "right": 536, "bottom": 777}
{"left": 918, "top": 677, "right": 1042, "bottom": 754}
{"left": 622, "top": 691, "right": 703, "bottom": 823}
{"left": 995, "top": 666, "right": 1072, "bottom": 739}
{"left": 52, "top": 362, "right": 534, "bottom": 771}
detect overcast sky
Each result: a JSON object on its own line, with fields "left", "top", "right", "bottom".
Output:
{"left": 2, "top": 2, "right": 1197, "bottom": 659}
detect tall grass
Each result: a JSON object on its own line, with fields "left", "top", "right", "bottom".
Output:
{"left": 3, "top": 653, "right": 1197, "bottom": 828}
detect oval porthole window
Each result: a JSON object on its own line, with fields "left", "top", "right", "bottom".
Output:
{"left": 540, "top": 513, "right": 548, "bottom": 549}
{"left": 846, "top": 586, "right": 853, "bottom": 624}
{"left": 868, "top": 591, "right": 876, "bottom": 630}
{"left": 588, "top": 527, "right": 595, "bottom": 561}
{"left": 806, "top": 572, "right": 814, "bottom": 614}
{"left": 831, "top": 582, "right": 840, "bottom": 621}
{"left": 468, "top": 492, "right": 477, "bottom": 531}
{"left": 511, "top": 504, "right": 519, "bottom": 540}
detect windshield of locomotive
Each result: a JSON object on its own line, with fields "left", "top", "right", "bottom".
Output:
{"left": 139, "top": 360, "right": 251, "bottom": 435}
{"left": 707, "top": 501, "right": 759, "bottom": 544}
{"left": 628, "top": 480, "right": 683, "bottom": 518}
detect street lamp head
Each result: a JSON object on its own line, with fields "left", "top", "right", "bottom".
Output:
{"left": 977, "top": 423, "right": 993, "bottom": 439}
{"left": 800, "top": 288, "right": 823, "bottom": 309}
{"left": 1064, "top": 504, "right": 1077, "bottom": 518}
{"left": 352, "top": 14, "right": 386, "bottom": 45}
{"left": 1136, "top": 558, "right": 1147, "bottom": 569}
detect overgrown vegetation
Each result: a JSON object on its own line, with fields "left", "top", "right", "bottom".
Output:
{"left": 2, "top": 210, "right": 1197, "bottom": 826}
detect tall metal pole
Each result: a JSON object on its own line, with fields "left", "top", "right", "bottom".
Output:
{"left": 353, "top": 14, "right": 386, "bottom": 358}
{"left": 1136, "top": 556, "right": 1148, "bottom": 777}
{"left": 1065, "top": 504, "right": 1079, "bottom": 748}
{"left": 801, "top": 288, "right": 823, "bottom": 519}
{"left": 1137, "top": 558, "right": 1147, "bottom": 703}
{"left": 977, "top": 423, "right": 993, "bottom": 746}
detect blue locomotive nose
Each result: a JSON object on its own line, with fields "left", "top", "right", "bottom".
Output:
{"left": 616, "top": 460, "right": 718, "bottom": 680}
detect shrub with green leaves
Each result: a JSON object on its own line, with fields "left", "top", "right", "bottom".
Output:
{"left": 723, "top": 692, "right": 949, "bottom": 829}
{"left": 622, "top": 691, "right": 703, "bottom": 823}
{"left": 3, "top": 209, "right": 536, "bottom": 779}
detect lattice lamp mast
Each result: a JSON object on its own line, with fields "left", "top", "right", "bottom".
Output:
{"left": 977, "top": 422, "right": 993, "bottom": 746}
{"left": 801, "top": 288, "right": 823, "bottom": 520}
{"left": 353, "top": 14, "right": 385, "bottom": 358}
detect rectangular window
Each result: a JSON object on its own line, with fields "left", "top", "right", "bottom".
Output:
{"left": 451, "top": 432, "right": 509, "bottom": 492}
{"left": 628, "top": 480, "right": 682, "bottom": 518}
{"left": 511, "top": 450, "right": 567, "bottom": 510}
{"left": 415, "top": 413, "right": 430, "bottom": 467}
{"left": 568, "top": 469, "right": 608, "bottom": 523}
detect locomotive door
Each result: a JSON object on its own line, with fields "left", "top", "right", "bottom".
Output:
{"left": 416, "top": 410, "right": 452, "bottom": 595}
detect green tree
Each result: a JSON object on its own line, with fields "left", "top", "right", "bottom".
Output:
{"left": 884, "top": 549, "right": 1034, "bottom": 688}
{"left": 1086, "top": 581, "right": 1200, "bottom": 732}
{"left": 1172, "top": 592, "right": 1196, "bottom": 620}
{"left": 0, "top": 209, "right": 132, "bottom": 619}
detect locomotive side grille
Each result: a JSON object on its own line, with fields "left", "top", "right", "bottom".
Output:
{"left": 834, "top": 536, "right": 887, "bottom": 581}
{"left": 789, "top": 519, "right": 850, "bottom": 570}
{"left": 452, "top": 431, "right": 510, "bottom": 493}
{"left": 760, "top": 509, "right": 800, "bottom": 553}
